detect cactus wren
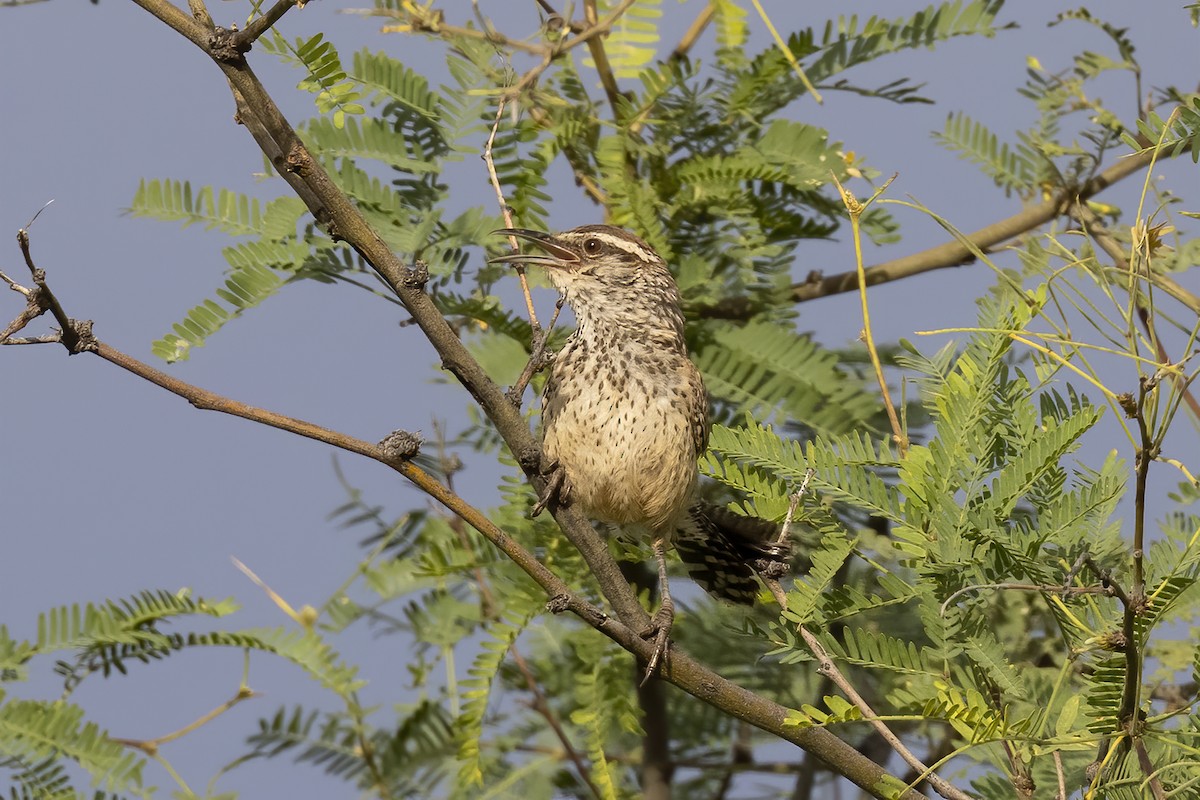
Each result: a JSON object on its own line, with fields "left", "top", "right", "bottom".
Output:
{"left": 492, "top": 225, "right": 788, "bottom": 679}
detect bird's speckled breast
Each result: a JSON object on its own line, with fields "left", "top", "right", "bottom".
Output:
{"left": 542, "top": 328, "right": 704, "bottom": 536}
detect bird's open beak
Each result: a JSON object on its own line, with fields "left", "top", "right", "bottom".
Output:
{"left": 489, "top": 228, "right": 580, "bottom": 267}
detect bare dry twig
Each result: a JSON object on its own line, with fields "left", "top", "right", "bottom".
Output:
{"left": 484, "top": 98, "right": 540, "bottom": 330}
{"left": 761, "top": 468, "right": 815, "bottom": 609}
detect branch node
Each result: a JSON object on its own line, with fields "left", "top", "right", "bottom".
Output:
{"left": 284, "top": 141, "right": 312, "bottom": 175}
{"left": 516, "top": 445, "right": 542, "bottom": 473}
{"left": 208, "top": 27, "right": 245, "bottom": 62}
{"left": 545, "top": 594, "right": 570, "bottom": 614}
{"left": 1013, "top": 774, "right": 1035, "bottom": 797}
{"left": 378, "top": 429, "right": 422, "bottom": 462}
{"left": 1096, "top": 629, "right": 1127, "bottom": 652}
{"left": 65, "top": 319, "right": 98, "bottom": 355}
{"left": 1116, "top": 391, "right": 1137, "bottom": 417}
{"left": 401, "top": 260, "right": 429, "bottom": 289}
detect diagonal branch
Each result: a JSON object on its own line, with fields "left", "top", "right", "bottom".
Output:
{"left": 696, "top": 135, "right": 1195, "bottom": 320}
{"left": 787, "top": 141, "right": 1193, "bottom": 305}
{"left": 508, "top": 0, "right": 638, "bottom": 97}
{"left": 129, "top": 0, "right": 646, "bottom": 626}
{"left": 670, "top": 2, "right": 714, "bottom": 61}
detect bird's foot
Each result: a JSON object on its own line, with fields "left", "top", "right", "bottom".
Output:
{"left": 531, "top": 459, "right": 572, "bottom": 517}
{"left": 638, "top": 603, "right": 674, "bottom": 685}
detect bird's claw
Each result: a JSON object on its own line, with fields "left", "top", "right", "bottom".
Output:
{"left": 638, "top": 604, "right": 674, "bottom": 685}
{"left": 531, "top": 460, "right": 571, "bottom": 517}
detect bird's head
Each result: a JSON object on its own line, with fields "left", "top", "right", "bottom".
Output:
{"left": 489, "top": 225, "right": 682, "bottom": 328}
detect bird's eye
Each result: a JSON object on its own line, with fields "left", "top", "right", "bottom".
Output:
{"left": 583, "top": 238, "right": 602, "bottom": 256}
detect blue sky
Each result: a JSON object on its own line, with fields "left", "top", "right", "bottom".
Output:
{"left": 1, "top": 2, "right": 1197, "bottom": 797}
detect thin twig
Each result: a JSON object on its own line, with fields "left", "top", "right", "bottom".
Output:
{"left": 798, "top": 626, "right": 974, "bottom": 800}
{"left": 762, "top": 468, "right": 814, "bottom": 609}
{"left": 237, "top": 0, "right": 300, "bottom": 47}
{"left": 940, "top": 581, "right": 1115, "bottom": 617}
{"left": 509, "top": 0, "right": 638, "bottom": 97}
{"left": 13, "top": 222, "right": 90, "bottom": 354}
{"left": 513, "top": 647, "right": 602, "bottom": 799}
{"left": 581, "top": 0, "right": 626, "bottom": 118}
{"left": 749, "top": 0, "right": 821, "bottom": 103}
{"left": 431, "top": 419, "right": 599, "bottom": 799}
{"left": 1070, "top": 203, "right": 1200, "bottom": 421}
{"left": 232, "top": 556, "right": 316, "bottom": 628}
{"left": 832, "top": 173, "right": 907, "bottom": 455}
{"left": 671, "top": 2, "right": 714, "bottom": 60}
{"left": 508, "top": 297, "right": 563, "bottom": 406}
{"left": 1134, "top": 737, "right": 1168, "bottom": 800}
{"left": 357, "top": 7, "right": 548, "bottom": 55}
{"left": 484, "top": 99, "right": 539, "bottom": 329}
{"left": 1053, "top": 750, "right": 1067, "bottom": 800}
{"left": 481, "top": 97, "right": 565, "bottom": 408}
{"left": 1081, "top": 553, "right": 1132, "bottom": 608}
{"left": 112, "top": 686, "right": 259, "bottom": 756}
{"left": 534, "top": 0, "right": 560, "bottom": 20}
{"left": 999, "top": 738, "right": 1034, "bottom": 799}
{"left": 774, "top": 469, "right": 814, "bottom": 549}
{"left": 1120, "top": 378, "right": 1153, "bottom": 724}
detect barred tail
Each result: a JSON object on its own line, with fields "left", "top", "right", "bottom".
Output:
{"left": 674, "top": 502, "right": 792, "bottom": 605}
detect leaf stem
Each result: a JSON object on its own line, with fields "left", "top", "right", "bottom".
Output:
{"left": 833, "top": 172, "right": 907, "bottom": 455}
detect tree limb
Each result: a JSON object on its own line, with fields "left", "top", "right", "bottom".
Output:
{"left": 696, "top": 136, "right": 1194, "bottom": 320}
{"left": 788, "top": 142, "right": 1187, "bottom": 304}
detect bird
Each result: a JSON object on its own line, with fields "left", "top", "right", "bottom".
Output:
{"left": 490, "top": 224, "right": 789, "bottom": 681}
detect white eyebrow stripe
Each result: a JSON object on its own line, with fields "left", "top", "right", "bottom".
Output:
{"left": 581, "top": 232, "right": 655, "bottom": 263}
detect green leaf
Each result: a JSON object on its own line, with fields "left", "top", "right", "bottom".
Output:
{"left": 934, "top": 112, "right": 1041, "bottom": 196}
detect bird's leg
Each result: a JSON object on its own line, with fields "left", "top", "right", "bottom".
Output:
{"left": 639, "top": 537, "right": 674, "bottom": 685}
{"left": 531, "top": 459, "right": 572, "bottom": 517}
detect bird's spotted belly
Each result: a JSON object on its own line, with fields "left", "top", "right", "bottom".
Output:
{"left": 543, "top": 385, "right": 697, "bottom": 534}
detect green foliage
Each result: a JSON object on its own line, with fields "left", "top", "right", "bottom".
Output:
{"left": 1127, "top": 94, "right": 1200, "bottom": 163}
{"left": 934, "top": 112, "right": 1041, "bottom": 197}
{"left": 588, "top": 0, "right": 663, "bottom": 78}
{"left": 262, "top": 32, "right": 365, "bottom": 127}
{"left": 0, "top": 591, "right": 246, "bottom": 797}
{"left": 455, "top": 608, "right": 537, "bottom": 788}
{"left": 694, "top": 320, "right": 884, "bottom": 437}
{"left": 0, "top": 695, "right": 148, "bottom": 798}
{"left": 130, "top": 1, "right": 1008, "bottom": 359}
